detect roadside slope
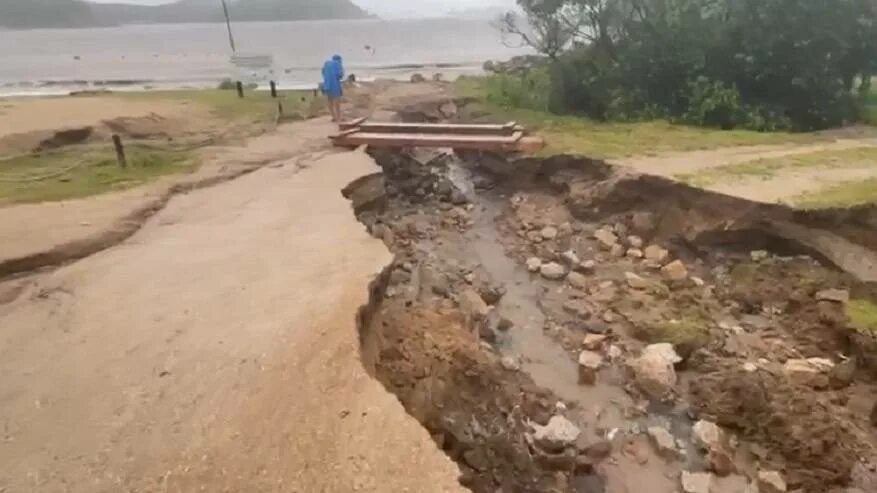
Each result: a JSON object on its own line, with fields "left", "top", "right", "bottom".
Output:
{"left": 0, "top": 148, "right": 465, "bottom": 492}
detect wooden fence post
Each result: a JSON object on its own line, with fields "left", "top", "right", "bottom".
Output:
{"left": 112, "top": 134, "right": 127, "bottom": 168}
{"left": 270, "top": 80, "right": 277, "bottom": 98}
{"left": 236, "top": 81, "right": 244, "bottom": 98}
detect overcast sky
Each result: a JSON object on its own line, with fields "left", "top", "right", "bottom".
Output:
{"left": 88, "top": 0, "right": 517, "bottom": 18}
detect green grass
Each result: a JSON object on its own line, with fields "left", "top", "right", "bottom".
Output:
{"left": 0, "top": 146, "right": 194, "bottom": 205}
{"left": 120, "top": 88, "right": 322, "bottom": 125}
{"left": 454, "top": 78, "right": 801, "bottom": 159}
{"left": 846, "top": 299, "right": 877, "bottom": 336}
{"left": 790, "top": 177, "right": 877, "bottom": 208}
{"left": 676, "top": 146, "right": 877, "bottom": 187}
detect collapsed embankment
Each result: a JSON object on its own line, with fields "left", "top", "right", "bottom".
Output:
{"left": 345, "top": 145, "right": 877, "bottom": 493}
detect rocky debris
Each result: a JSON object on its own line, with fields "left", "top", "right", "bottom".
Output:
{"left": 501, "top": 356, "right": 521, "bottom": 371}
{"left": 577, "top": 350, "right": 603, "bottom": 385}
{"left": 692, "top": 420, "right": 724, "bottom": 452}
{"left": 581, "top": 440, "right": 612, "bottom": 462}
{"left": 561, "top": 250, "right": 580, "bottom": 265}
{"left": 661, "top": 260, "right": 689, "bottom": 281}
{"left": 540, "top": 262, "right": 566, "bottom": 280}
{"left": 645, "top": 245, "right": 670, "bottom": 262}
{"left": 628, "top": 235, "right": 644, "bottom": 248}
{"left": 830, "top": 356, "right": 856, "bottom": 388}
{"left": 647, "top": 426, "right": 678, "bottom": 458}
{"left": 479, "top": 284, "right": 506, "bottom": 305}
{"left": 558, "top": 222, "right": 573, "bottom": 236}
{"left": 593, "top": 228, "right": 618, "bottom": 249}
{"left": 851, "top": 459, "right": 877, "bottom": 491}
{"left": 567, "top": 272, "right": 588, "bottom": 289}
{"left": 630, "top": 211, "right": 657, "bottom": 234}
{"left": 541, "top": 226, "right": 559, "bottom": 240}
{"left": 751, "top": 250, "right": 770, "bottom": 262}
{"left": 531, "top": 415, "right": 581, "bottom": 452}
{"left": 627, "top": 248, "right": 644, "bottom": 259}
{"left": 691, "top": 276, "right": 705, "bottom": 287}
{"left": 607, "top": 345, "right": 623, "bottom": 360}
{"left": 782, "top": 357, "right": 835, "bottom": 389}
{"left": 816, "top": 288, "right": 850, "bottom": 303}
{"left": 582, "top": 334, "right": 608, "bottom": 351}
{"left": 629, "top": 344, "right": 680, "bottom": 400}
{"left": 497, "top": 317, "right": 514, "bottom": 332}
{"left": 757, "top": 470, "right": 787, "bottom": 493}
{"left": 563, "top": 300, "right": 591, "bottom": 318}
{"left": 681, "top": 471, "right": 713, "bottom": 493}
{"left": 579, "top": 260, "right": 597, "bottom": 274}
{"left": 526, "top": 257, "right": 542, "bottom": 272}
{"left": 583, "top": 320, "right": 610, "bottom": 334}
{"left": 626, "top": 272, "right": 650, "bottom": 290}
{"left": 460, "top": 288, "right": 491, "bottom": 321}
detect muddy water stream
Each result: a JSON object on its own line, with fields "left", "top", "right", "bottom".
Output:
{"left": 448, "top": 161, "right": 687, "bottom": 492}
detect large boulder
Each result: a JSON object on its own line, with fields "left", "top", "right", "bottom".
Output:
{"left": 540, "top": 262, "right": 566, "bottom": 280}
{"left": 783, "top": 358, "right": 835, "bottom": 389}
{"left": 578, "top": 350, "right": 603, "bottom": 385}
{"left": 629, "top": 344, "right": 680, "bottom": 400}
{"left": 531, "top": 415, "right": 581, "bottom": 452}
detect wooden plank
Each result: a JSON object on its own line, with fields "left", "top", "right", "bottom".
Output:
{"left": 331, "top": 131, "right": 544, "bottom": 152}
{"left": 338, "top": 117, "right": 367, "bottom": 131}
{"left": 351, "top": 122, "right": 523, "bottom": 135}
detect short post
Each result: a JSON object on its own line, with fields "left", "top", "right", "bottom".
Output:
{"left": 236, "top": 81, "right": 244, "bottom": 98}
{"left": 270, "top": 80, "right": 277, "bottom": 98}
{"left": 277, "top": 101, "right": 284, "bottom": 116}
{"left": 112, "top": 134, "right": 127, "bottom": 168}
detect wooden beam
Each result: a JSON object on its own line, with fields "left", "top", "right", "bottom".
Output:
{"left": 343, "top": 122, "right": 524, "bottom": 135}
{"left": 331, "top": 131, "right": 544, "bottom": 152}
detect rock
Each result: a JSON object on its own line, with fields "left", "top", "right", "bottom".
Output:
{"left": 582, "top": 440, "right": 612, "bottom": 461}
{"left": 709, "top": 449, "right": 736, "bottom": 477}
{"left": 681, "top": 471, "right": 713, "bottom": 493}
{"left": 463, "top": 448, "right": 489, "bottom": 472}
{"left": 627, "top": 248, "right": 644, "bottom": 259}
{"left": 527, "top": 257, "right": 543, "bottom": 272}
{"left": 593, "top": 228, "right": 618, "bottom": 249}
{"left": 583, "top": 320, "right": 610, "bottom": 334}
{"left": 607, "top": 345, "right": 623, "bottom": 360}
{"left": 742, "top": 362, "right": 758, "bottom": 373}
{"left": 629, "top": 344, "right": 679, "bottom": 400}
{"left": 627, "top": 235, "right": 644, "bottom": 248}
{"left": 851, "top": 458, "right": 877, "bottom": 491}
{"left": 644, "top": 245, "right": 670, "bottom": 262}
{"left": 661, "top": 260, "right": 689, "bottom": 281}
{"left": 816, "top": 288, "right": 850, "bottom": 303}
{"left": 831, "top": 357, "right": 856, "bottom": 388}
{"left": 390, "top": 268, "right": 411, "bottom": 285}
{"left": 497, "top": 317, "right": 514, "bottom": 332}
{"left": 501, "top": 356, "right": 521, "bottom": 371}
{"left": 783, "top": 357, "right": 835, "bottom": 389}
{"left": 532, "top": 415, "right": 581, "bottom": 452}
{"left": 460, "top": 289, "right": 490, "bottom": 320}
{"left": 558, "top": 222, "right": 573, "bottom": 235}
{"left": 691, "top": 276, "right": 705, "bottom": 287}
{"left": 610, "top": 244, "right": 625, "bottom": 257}
{"left": 479, "top": 284, "right": 506, "bottom": 305}
{"left": 602, "top": 311, "right": 616, "bottom": 323}
{"left": 751, "top": 250, "right": 770, "bottom": 262}
{"left": 582, "top": 334, "right": 608, "bottom": 350}
{"left": 648, "top": 343, "right": 683, "bottom": 364}
{"left": 625, "top": 272, "right": 650, "bottom": 290}
{"left": 758, "top": 470, "right": 787, "bottom": 493}
{"left": 647, "top": 426, "right": 677, "bottom": 458}
{"left": 692, "top": 420, "right": 723, "bottom": 452}
{"left": 579, "top": 260, "right": 597, "bottom": 274}
{"left": 410, "top": 73, "right": 426, "bottom": 83}
{"left": 541, "top": 226, "right": 559, "bottom": 240}
{"left": 540, "top": 262, "right": 567, "bottom": 280}
{"left": 527, "top": 231, "right": 543, "bottom": 243}
{"left": 578, "top": 350, "right": 603, "bottom": 385}
{"left": 567, "top": 272, "right": 588, "bottom": 289}
{"left": 630, "top": 211, "right": 657, "bottom": 234}
{"left": 561, "top": 250, "right": 581, "bottom": 265}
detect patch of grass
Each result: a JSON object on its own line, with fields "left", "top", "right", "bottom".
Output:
{"left": 846, "top": 299, "right": 877, "bottom": 336}
{"left": 676, "top": 146, "right": 877, "bottom": 187}
{"left": 638, "top": 310, "right": 712, "bottom": 358}
{"left": 0, "top": 146, "right": 194, "bottom": 205}
{"left": 790, "top": 177, "right": 877, "bottom": 209}
{"left": 120, "top": 88, "right": 322, "bottom": 125}
{"left": 454, "top": 78, "right": 801, "bottom": 159}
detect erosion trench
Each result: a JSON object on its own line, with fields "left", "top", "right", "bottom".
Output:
{"left": 343, "top": 143, "right": 877, "bottom": 492}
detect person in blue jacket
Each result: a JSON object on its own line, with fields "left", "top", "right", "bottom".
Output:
{"left": 321, "top": 54, "right": 345, "bottom": 123}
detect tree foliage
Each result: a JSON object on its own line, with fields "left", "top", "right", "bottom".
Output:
{"left": 499, "top": 0, "right": 877, "bottom": 130}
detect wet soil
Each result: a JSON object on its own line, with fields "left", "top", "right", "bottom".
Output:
{"left": 347, "top": 146, "right": 877, "bottom": 492}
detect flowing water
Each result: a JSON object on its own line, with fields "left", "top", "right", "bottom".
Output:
{"left": 0, "top": 18, "right": 531, "bottom": 96}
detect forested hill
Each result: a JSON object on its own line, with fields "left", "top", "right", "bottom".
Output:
{"left": 0, "top": 0, "right": 370, "bottom": 29}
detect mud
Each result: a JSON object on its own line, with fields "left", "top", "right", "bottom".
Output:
{"left": 347, "top": 143, "right": 877, "bottom": 492}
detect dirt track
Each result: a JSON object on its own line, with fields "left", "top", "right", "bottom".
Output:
{"left": 0, "top": 120, "right": 466, "bottom": 492}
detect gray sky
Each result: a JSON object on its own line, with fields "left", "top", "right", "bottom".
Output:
{"left": 88, "top": 0, "right": 517, "bottom": 18}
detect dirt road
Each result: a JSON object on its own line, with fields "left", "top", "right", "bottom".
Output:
{"left": 0, "top": 120, "right": 465, "bottom": 492}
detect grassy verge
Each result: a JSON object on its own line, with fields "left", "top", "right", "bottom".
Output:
{"left": 0, "top": 146, "right": 194, "bottom": 205}
{"left": 675, "top": 146, "right": 877, "bottom": 187}
{"left": 847, "top": 299, "right": 877, "bottom": 336}
{"left": 120, "top": 88, "right": 323, "bottom": 125}
{"left": 790, "top": 177, "right": 877, "bottom": 209}
{"left": 454, "top": 78, "right": 802, "bottom": 159}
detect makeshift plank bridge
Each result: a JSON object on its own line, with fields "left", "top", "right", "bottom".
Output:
{"left": 330, "top": 118, "right": 545, "bottom": 153}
